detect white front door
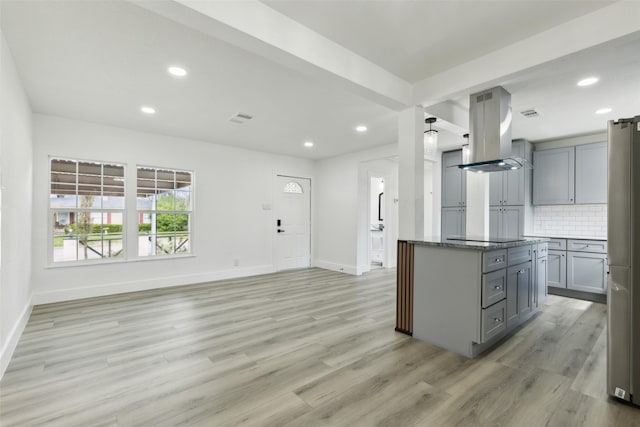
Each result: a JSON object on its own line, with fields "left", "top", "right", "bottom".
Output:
{"left": 276, "top": 176, "right": 311, "bottom": 271}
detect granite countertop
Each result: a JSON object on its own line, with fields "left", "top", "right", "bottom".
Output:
{"left": 405, "top": 236, "right": 549, "bottom": 251}
{"left": 524, "top": 234, "right": 607, "bottom": 241}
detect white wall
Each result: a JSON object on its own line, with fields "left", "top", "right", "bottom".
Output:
{"left": 31, "top": 114, "right": 314, "bottom": 303}
{"left": 369, "top": 177, "right": 384, "bottom": 226}
{"left": 0, "top": 31, "right": 34, "bottom": 378}
{"left": 314, "top": 144, "right": 397, "bottom": 274}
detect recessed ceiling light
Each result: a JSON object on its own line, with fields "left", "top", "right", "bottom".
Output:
{"left": 577, "top": 77, "right": 599, "bottom": 87}
{"left": 168, "top": 66, "right": 187, "bottom": 77}
{"left": 510, "top": 166, "right": 518, "bottom": 170}
{"left": 595, "top": 107, "right": 612, "bottom": 115}
{"left": 140, "top": 106, "right": 156, "bottom": 115}
{"left": 355, "top": 125, "right": 368, "bottom": 133}
{"left": 498, "top": 162, "right": 505, "bottom": 166}
{"left": 304, "top": 141, "right": 314, "bottom": 148}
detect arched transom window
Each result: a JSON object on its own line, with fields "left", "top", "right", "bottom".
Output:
{"left": 283, "top": 181, "right": 303, "bottom": 194}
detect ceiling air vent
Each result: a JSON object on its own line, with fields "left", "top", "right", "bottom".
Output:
{"left": 520, "top": 109, "right": 540, "bottom": 118}
{"left": 228, "top": 112, "right": 254, "bottom": 124}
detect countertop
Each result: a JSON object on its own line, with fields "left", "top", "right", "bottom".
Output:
{"left": 404, "top": 236, "right": 549, "bottom": 251}
{"left": 524, "top": 234, "right": 607, "bottom": 241}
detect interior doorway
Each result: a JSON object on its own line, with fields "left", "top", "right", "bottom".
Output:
{"left": 369, "top": 176, "right": 385, "bottom": 268}
{"left": 275, "top": 175, "right": 311, "bottom": 271}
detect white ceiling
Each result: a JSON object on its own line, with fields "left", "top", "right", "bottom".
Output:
{"left": 1, "top": 0, "right": 638, "bottom": 160}
{"left": 263, "top": 0, "right": 613, "bottom": 83}
{"left": 451, "top": 33, "right": 640, "bottom": 143}
{"left": 0, "top": 0, "right": 398, "bottom": 160}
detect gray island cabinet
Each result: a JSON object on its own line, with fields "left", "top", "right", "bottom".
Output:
{"left": 396, "top": 238, "right": 548, "bottom": 358}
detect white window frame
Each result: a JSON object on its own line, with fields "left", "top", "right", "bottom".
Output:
{"left": 48, "top": 156, "right": 127, "bottom": 266}
{"left": 135, "top": 165, "right": 194, "bottom": 259}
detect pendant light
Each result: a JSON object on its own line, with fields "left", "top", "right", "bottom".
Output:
{"left": 424, "top": 117, "right": 438, "bottom": 157}
{"left": 461, "top": 133, "right": 471, "bottom": 164}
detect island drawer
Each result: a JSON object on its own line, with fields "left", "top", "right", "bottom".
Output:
{"left": 547, "top": 238, "right": 567, "bottom": 251}
{"left": 481, "top": 300, "right": 507, "bottom": 343}
{"left": 537, "top": 243, "right": 548, "bottom": 258}
{"left": 567, "top": 239, "right": 607, "bottom": 254}
{"left": 482, "top": 269, "right": 507, "bottom": 308}
{"left": 508, "top": 245, "right": 532, "bottom": 266}
{"left": 483, "top": 250, "right": 507, "bottom": 273}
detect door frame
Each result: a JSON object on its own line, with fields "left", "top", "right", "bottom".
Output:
{"left": 367, "top": 172, "right": 389, "bottom": 268}
{"left": 273, "top": 174, "right": 312, "bottom": 272}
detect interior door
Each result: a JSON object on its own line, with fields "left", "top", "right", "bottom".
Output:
{"left": 276, "top": 176, "right": 311, "bottom": 271}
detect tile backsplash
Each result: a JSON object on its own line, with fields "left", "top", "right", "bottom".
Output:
{"left": 533, "top": 205, "right": 607, "bottom": 238}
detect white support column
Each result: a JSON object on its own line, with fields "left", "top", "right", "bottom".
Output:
{"left": 398, "top": 107, "right": 424, "bottom": 240}
{"left": 466, "top": 173, "right": 489, "bottom": 239}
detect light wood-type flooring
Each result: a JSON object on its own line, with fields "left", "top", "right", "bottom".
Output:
{"left": 1, "top": 268, "right": 638, "bottom": 426}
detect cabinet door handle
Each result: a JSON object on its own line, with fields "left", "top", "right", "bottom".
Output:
{"left": 493, "top": 317, "right": 503, "bottom": 323}
{"left": 518, "top": 269, "right": 525, "bottom": 274}
{"left": 494, "top": 285, "right": 503, "bottom": 290}
{"left": 495, "top": 258, "right": 502, "bottom": 263}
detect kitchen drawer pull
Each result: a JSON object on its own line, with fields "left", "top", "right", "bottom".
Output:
{"left": 493, "top": 317, "right": 502, "bottom": 323}
{"left": 495, "top": 258, "right": 502, "bottom": 263}
{"left": 494, "top": 285, "right": 503, "bottom": 290}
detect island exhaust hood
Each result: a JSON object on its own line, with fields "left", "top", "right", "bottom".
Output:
{"left": 458, "top": 86, "right": 524, "bottom": 172}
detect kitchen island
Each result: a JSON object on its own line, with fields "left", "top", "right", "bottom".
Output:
{"left": 396, "top": 237, "right": 549, "bottom": 357}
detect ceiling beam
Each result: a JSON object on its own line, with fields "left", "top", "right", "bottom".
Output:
{"left": 134, "top": 0, "right": 413, "bottom": 111}
{"left": 414, "top": 1, "right": 640, "bottom": 108}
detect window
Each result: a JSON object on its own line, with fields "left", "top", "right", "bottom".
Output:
{"left": 283, "top": 181, "right": 303, "bottom": 194}
{"left": 137, "top": 166, "right": 192, "bottom": 257}
{"left": 50, "top": 158, "right": 125, "bottom": 263}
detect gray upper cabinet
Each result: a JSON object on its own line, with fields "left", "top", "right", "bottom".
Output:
{"left": 533, "top": 147, "right": 575, "bottom": 205}
{"left": 489, "top": 140, "right": 526, "bottom": 206}
{"left": 575, "top": 142, "right": 607, "bottom": 204}
{"left": 442, "top": 150, "right": 466, "bottom": 208}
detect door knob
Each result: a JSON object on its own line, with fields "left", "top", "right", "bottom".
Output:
{"left": 277, "top": 229, "right": 285, "bottom": 233}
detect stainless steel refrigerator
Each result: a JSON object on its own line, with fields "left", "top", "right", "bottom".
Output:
{"left": 607, "top": 115, "right": 640, "bottom": 406}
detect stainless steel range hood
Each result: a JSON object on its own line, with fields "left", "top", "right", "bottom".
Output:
{"left": 458, "top": 86, "right": 524, "bottom": 172}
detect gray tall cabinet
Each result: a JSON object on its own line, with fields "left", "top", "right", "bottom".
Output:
{"left": 441, "top": 150, "right": 466, "bottom": 237}
{"left": 442, "top": 140, "right": 531, "bottom": 239}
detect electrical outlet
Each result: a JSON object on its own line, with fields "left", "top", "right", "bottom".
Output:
{"left": 614, "top": 387, "right": 626, "bottom": 399}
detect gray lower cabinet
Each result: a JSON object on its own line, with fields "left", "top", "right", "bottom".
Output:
{"left": 489, "top": 206, "right": 524, "bottom": 240}
{"left": 533, "top": 147, "right": 575, "bottom": 205}
{"left": 547, "top": 249, "right": 567, "bottom": 288}
{"left": 441, "top": 207, "right": 465, "bottom": 238}
{"left": 535, "top": 256, "right": 548, "bottom": 307}
{"left": 506, "top": 261, "right": 533, "bottom": 328}
{"left": 481, "top": 300, "right": 507, "bottom": 342}
{"left": 567, "top": 251, "right": 608, "bottom": 294}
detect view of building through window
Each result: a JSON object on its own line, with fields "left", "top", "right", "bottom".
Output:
{"left": 137, "top": 166, "right": 192, "bottom": 256}
{"left": 50, "top": 158, "right": 125, "bottom": 262}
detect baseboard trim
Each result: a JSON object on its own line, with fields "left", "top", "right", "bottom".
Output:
{"left": 314, "top": 260, "right": 358, "bottom": 275}
{"left": 548, "top": 286, "right": 607, "bottom": 304}
{"left": 356, "top": 264, "right": 370, "bottom": 275}
{"left": 0, "top": 296, "right": 33, "bottom": 380}
{"left": 33, "top": 265, "right": 277, "bottom": 305}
